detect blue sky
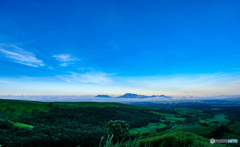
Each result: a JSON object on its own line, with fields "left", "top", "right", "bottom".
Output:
{"left": 0, "top": 0, "right": 240, "bottom": 97}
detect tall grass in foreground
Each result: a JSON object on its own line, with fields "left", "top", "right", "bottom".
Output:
{"left": 99, "top": 134, "right": 143, "bottom": 147}
{"left": 98, "top": 132, "right": 226, "bottom": 147}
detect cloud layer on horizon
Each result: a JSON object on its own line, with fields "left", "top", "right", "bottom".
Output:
{"left": 0, "top": 94, "right": 239, "bottom": 102}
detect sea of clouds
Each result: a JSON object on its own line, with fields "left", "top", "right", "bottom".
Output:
{"left": 0, "top": 94, "right": 239, "bottom": 102}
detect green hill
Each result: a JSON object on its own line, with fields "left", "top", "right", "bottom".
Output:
{"left": 122, "top": 131, "right": 226, "bottom": 147}
{"left": 1, "top": 99, "right": 239, "bottom": 147}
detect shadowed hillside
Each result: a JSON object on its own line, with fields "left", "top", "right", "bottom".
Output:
{"left": 1, "top": 99, "right": 240, "bottom": 147}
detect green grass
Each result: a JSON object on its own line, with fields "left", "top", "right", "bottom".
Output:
{"left": 0, "top": 100, "right": 50, "bottom": 112}
{"left": 0, "top": 99, "right": 156, "bottom": 120}
{"left": 1, "top": 99, "right": 239, "bottom": 147}
{"left": 53, "top": 102, "right": 158, "bottom": 110}
{"left": 228, "top": 123, "right": 240, "bottom": 135}
{"left": 0, "top": 99, "right": 158, "bottom": 133}
{"left": 154, "top": 125, "right": 214, "bottom": 137}
{"left": 12, "top": 121, "right": 34, "bottom": 129}
{"left": 150, "top": 111, "right": 186, "bottom": 123}
{"left": 174, "top": 108, "right": 202, "bottom": 114}
{"left": 222, "top": 132, "right": 240, "bottom": 139}
{"left": 0, "top": 119, "right": 34, "bottom": 129}
{"left": 99, "top": 134, "right": 141, "bottom": 147}
{"left": 129, "top": 123, "right": 166, "bottom": 136}
{"left": 208, "top": 114, "right": 230, "bottom": 125}
{"left": 0, "top": 99, "right": 157, "bottom": 110}
{"left": 222, "top": 133, "right": 240, "bottom": 146}
{"left": 122, "top": 132, "right": 226, "bottom": 147}
{"left": 198, "top": 114, "right": 231, "bottom": 127}
{"left": 0, "top": 99, "right": 157, "bottom": 131}
{"left": 99, "top": 132, "right": 221, "bottom": 147}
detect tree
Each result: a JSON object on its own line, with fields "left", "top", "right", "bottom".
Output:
{"left": 105, "top": 120, "right": 129, "bottom": 141}
{"left": 46, "top": 103, "right": 53, "bottom": 108}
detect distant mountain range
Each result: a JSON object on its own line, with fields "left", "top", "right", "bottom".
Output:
{"left": 95, "top": 93, "right": 171, "bottom": 99}
{"left": 158, "top": 95, "right": 171, "bottom": 98}
{"left": 95, "top": 95, "right": 111, "bottom": 98}
{"left": 117, "top": 93, "right": 154, "bottom": 98}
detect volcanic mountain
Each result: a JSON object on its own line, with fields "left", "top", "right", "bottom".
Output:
{"left": 117, "top": 93, "right": 171, "bottom": 98}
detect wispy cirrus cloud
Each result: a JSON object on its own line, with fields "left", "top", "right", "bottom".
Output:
{"left": 0, "top": 79, "right": 12, "bottom": 83}
{"left": 59, "top": 71, "right": 114, "bottom": 85}
{"left": 53, "top": 54, "right": 77, "bottom": 62}
{"left": 59, "top": 63, "right": 73, "bottom": 67}
{"left": 171, "top": 94, "right": 240, "bottom": 100}
{"left": 0, "top": 44, "right": 44, "bottom": 67}
{"left": 53, "top": 54, "right": 79, "bottom": 66}
{"left": 78, "top": 67, "right": 93, "bottom": 71}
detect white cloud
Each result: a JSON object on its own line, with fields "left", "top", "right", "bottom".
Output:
{"left": 0, "top": 44, "right": 44, "bottom": 67}
{"left": 53, "top": 54, "right": 78, "bottom": 62}
{"left": 60, "top": 63, "right": 68, "bottom": 67}
{"left": 170, "top": 94, "right": 240, "bottom": 100}
{"left": 53, "top": 54, "right": 79, "bottom": 67}
{"left": 59, "top": 71, "right": 113, "bottom": 85}
{"left": 0, "top": 79, "right": 12, "bottom": 83}
{"left": 59, "top": 63, "right": 73, "bottom": 67}
{"left": 78, "top": 67, "right": 93, "bottom": 71}
{"left": 66, "top": 80, "right": 72, "bottom": 83}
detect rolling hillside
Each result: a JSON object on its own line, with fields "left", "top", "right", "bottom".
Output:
{"left": 1, "top": 99, "right": 239, "bottom": 147}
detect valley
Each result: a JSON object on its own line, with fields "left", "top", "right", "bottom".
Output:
{"left": 0, "top": 98, "right": 239, "bottom": 147}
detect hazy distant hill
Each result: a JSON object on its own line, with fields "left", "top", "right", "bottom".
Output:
{"left": 158, "top": 95, "right": 171, "bottom": 98}
{"left": 116, "top": 93, "right": 171, "bottom": 99}
{"left": 117, "top": 93, "right": 148, "bottom": 98}
{"left": 95, "top": 95, "right": 111, "bottom": 98}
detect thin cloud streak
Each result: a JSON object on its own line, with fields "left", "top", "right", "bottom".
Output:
{"left": 59, "top": 63, "right": 73, "bottom": 67}
{"left": 123, "top": 72, "right": 240, "bottom": 96}
{"left": 0, "top": 80, "right": 12, "bottom": 83}
{"left": 0, "top": 44, "right": 44, "bottom": 67}
{"left": 130, "top": 72, "right": 240, "bottom": 86}
{"left": 171, "top": 94, "right": 240, "bottom": 100}
{"left": 53, "top": 54, "right": 78, "bottom": 62}
{"left": 59, "top": 71, "right": 114, "bottom": 85}
{"left": 53, "top": 54, "right": 79, "bottom": 67}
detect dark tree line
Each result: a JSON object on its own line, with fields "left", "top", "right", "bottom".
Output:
{"left": 17, "top": 107, "right": 160, "bottom": 129}
{"left": 205, "top": 124, "right": 234, "bottom": 138}
{"left": 0, "top": 107, "right": 161, "bottom": 147}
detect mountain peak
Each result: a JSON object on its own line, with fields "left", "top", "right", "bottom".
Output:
{"left": 95, "top": 95, "right": 111, "bottom": 98}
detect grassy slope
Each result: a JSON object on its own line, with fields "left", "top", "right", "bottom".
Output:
{"left": 0, "top": 99, "right": 156, "bottom": 129}
{"left": 174, "top": 108, "right": 203, "bottom": 114}
{"left": 208, "top": 114, "right": 231, "bottom": 125}
{"left": 53, "top": 101, "right": 158, "bottom": 110}
{"left": 150, "top": 107, "right": 240, "bottom": 142}
{"left": 150, "top": 111, "right": 186, "bottom": 122}
{"left": 123, "top": 131, "right": 226, "bottom": 147}
{"left": 228, "top": 123, "right": 240, "bottom": 136}
{"left": 1, "top": 99, "right": 240, "bottom": 146}
{"left": 129, "top": 123, "right": 166, "bottom": 136}
{"left": 9, "top": 120, "right": 34, "bottom": 129}
{"left": 0, "top": 99, "right": 157, "bottom": 117}
{"left": 0, "top": 99, "right": 157, "bottom": 110}
{"left": 163, "top": 125, "right": 214, "bottom": 137}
